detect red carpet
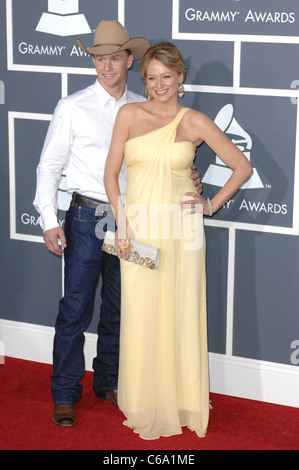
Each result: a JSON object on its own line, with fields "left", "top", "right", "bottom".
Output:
{"left": 0, "top": 357, "right": 298, "bottom": 451}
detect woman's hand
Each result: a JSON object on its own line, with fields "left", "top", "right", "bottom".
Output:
{"left": 181, "top": 192, "right": 212, "bottom": 216}
{"left": 115, "top": 225, "right": 135, "bottom": 259}
{"left": 190, "top": 165, "right": 203, "bottom": 195}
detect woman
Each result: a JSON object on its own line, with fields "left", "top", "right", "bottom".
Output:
{"left": 104, "top": 42, "right": 252, "bottom": 440}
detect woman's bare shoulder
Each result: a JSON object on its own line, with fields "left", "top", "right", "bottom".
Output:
{"left": 118, "top": 101, "right": 147, "bottom": 117}
{"left": 184, "top": 108, "right": 212, "bottom": 127}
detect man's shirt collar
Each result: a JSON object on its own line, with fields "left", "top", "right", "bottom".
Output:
{"left": 94, "top": 80, "right": 128, "bottom": 107}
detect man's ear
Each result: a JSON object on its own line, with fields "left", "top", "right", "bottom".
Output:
{"left": 127, "top": 54, "right": 134, "bottom": 70}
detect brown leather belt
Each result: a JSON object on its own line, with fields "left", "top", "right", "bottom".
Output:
{"left": 72, "top": 192, "right": 108, "bottom": 210}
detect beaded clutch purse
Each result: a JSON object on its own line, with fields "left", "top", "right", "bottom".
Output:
{"left": 102, "top": 231, "right": 160, "bottom": 270}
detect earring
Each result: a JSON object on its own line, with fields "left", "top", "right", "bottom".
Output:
{"left": 178, "top": 82, "right": 184, "bottom": 99}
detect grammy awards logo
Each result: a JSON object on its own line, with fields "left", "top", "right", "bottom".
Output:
{"left": 202, "top": 104, "right": 264, "bottom": 189}
{"left": 36, "top": 0, "right": 91, "bottom": 37}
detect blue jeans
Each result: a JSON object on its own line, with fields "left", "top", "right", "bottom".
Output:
{"left": 51, "top": 200, "right": 120, "bottom": 405}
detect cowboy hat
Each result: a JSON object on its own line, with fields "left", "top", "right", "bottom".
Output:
{"left": 76, "top": 20, "right": 150, "bottom": 60}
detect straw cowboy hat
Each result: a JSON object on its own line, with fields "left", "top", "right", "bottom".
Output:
{"left": 76, "top": 20, "right": 150, "bottom": 60}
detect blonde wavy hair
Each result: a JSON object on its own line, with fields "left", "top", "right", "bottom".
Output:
{"left": 140, "top": 42, "right": 186, "bottom": 98}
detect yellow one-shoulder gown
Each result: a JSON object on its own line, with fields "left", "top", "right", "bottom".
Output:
{"left": 118, "top": 107, "right": 210, "bottom": 439}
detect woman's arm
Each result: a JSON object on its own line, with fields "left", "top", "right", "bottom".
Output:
{"left": 182, "top": 111, "right": 253, "bottom": 216}
{"left": 104, "top": 105, "right": 132, "bottom": 257}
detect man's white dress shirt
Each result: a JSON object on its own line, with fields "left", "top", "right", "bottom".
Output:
{"left": 33, "top": 79, "right": 145, "bottom": 232}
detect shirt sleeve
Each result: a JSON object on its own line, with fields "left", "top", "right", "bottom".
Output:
{"left": 33, "top": 98, "right": 73, "bottom": 232}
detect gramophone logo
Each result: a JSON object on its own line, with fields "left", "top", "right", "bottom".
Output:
{"left": 36, "top": 0, "right": 91, "bottom": 36}
{"left": 202, "top": 104, "right": 263, "bottom": 189}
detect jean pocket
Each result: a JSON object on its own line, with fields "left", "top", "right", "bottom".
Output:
{"left": 73, "top": 205, "right": 104, "bottom": 223}
{"left": 71, "top": 204, "right": 115, "bottom": 240}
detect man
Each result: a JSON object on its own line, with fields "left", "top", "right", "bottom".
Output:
{"left": 33, "top": 20, "right": 201, "bottom": 427}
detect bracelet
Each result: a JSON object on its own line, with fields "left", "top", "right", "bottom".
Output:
{"left": 207, "top": 198, "right": 213, "bottom": 217}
